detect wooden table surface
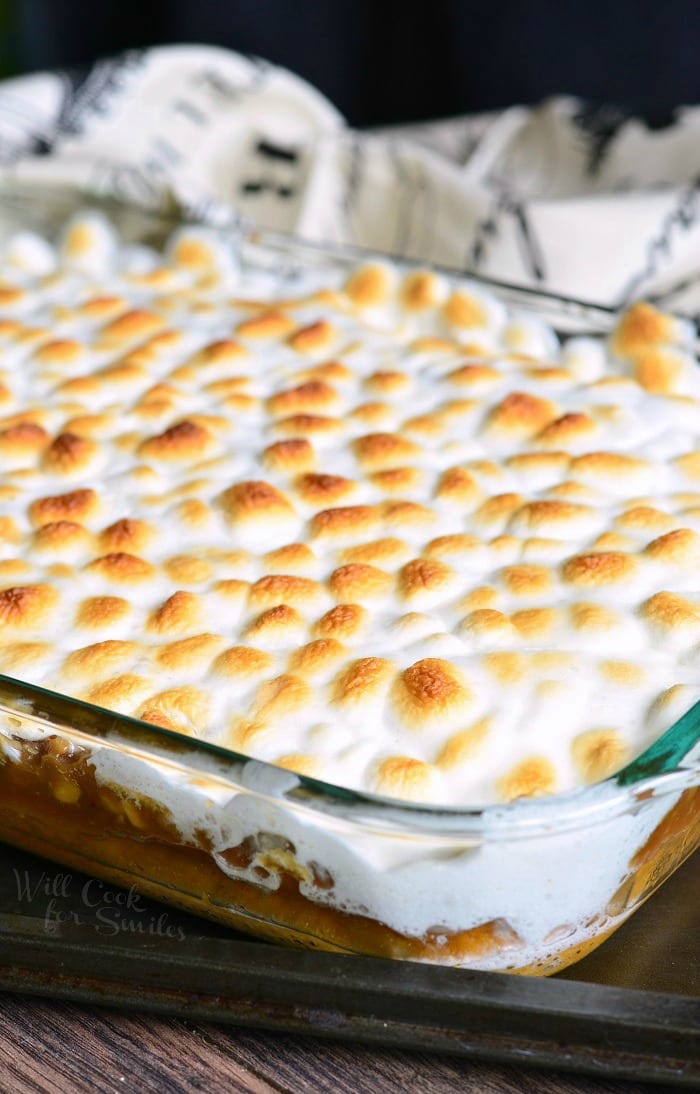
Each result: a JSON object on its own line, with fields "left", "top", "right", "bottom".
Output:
{"left": 0, "top": 992, "right": 665, "bottom": 1093}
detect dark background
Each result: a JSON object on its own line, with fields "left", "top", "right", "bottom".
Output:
{"left": 9, "top": 0, "right": 700, "bottom": 126}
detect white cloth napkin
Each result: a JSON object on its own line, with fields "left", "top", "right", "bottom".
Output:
{"left": 1, "top": 44, "right": 700, "bottom": 311}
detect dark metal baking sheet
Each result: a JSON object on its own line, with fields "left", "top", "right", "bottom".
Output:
{"left": 0, "top": 843, "right": 696, "bottom": 1088}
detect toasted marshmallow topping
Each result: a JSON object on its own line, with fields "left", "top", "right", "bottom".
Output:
{"left": 1, "top": 215, "right": 699, "bottom": 805}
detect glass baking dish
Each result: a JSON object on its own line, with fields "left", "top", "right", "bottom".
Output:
{"left": 0, "top": 183, "right": 698, "bottom": 976}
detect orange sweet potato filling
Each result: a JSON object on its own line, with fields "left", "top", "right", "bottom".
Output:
{"left": 0, "top": 733, "right": 697, "bottom": 973}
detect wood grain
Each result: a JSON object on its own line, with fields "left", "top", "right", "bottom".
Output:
{"left": 0, "top": 994, "right": 664, "bottom": 1094}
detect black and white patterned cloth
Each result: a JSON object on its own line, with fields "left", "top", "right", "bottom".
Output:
{"left": 1, "top": 44, "right": 700, "bottom": 312}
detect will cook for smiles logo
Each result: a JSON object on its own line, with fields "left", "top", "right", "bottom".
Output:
{"left": 12, "top": 867, "right": 186, "bottom": 941}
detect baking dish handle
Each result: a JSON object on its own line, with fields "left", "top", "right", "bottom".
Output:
{"left": 616, "top": 699, "right": 700, "bottom": 788}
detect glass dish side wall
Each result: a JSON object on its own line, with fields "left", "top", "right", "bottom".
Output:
{"left": 1, "top": 684, "right": 698, "bottom": 973}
